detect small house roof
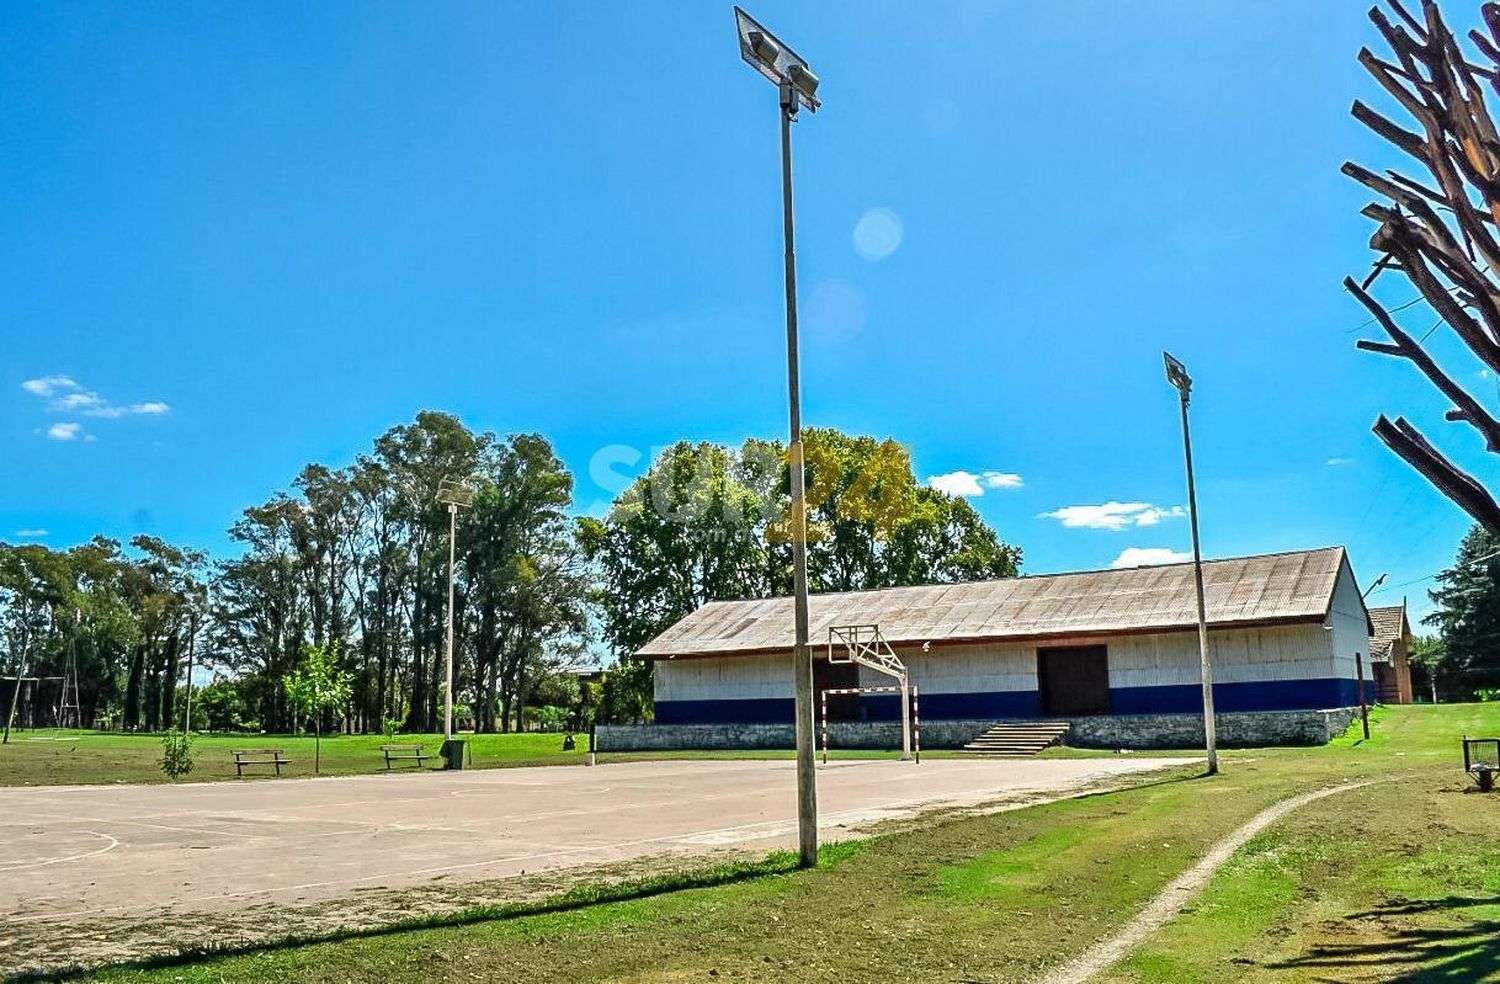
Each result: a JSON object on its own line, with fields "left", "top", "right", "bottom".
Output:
{"left": 1367, "top": 603, "right": 1410, "bottom": 665}
{"left": 637, "top": 546, "right": 1354, "bottom": 659}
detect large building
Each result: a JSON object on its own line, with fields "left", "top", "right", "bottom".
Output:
{"left": 610, "top": 546, "right": 1378, "bottom": 749}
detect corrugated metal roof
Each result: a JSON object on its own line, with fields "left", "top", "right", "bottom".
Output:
{"left": 1367, "top": 604, "right": 1408, "bottom": 664}
{"left": 638, "top": 546, "right": 1350, "bottom": 658}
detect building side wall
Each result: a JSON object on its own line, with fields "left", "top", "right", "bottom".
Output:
{"left": 1328, "top": 557, "right": 1374, "bottom": 706}
{"left": 653, "top": 619, "right": 1346, "bottom": 725}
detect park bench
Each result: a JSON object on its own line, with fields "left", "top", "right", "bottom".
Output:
{"left": 231, "top": 748, "right": 292, "bottom": 777}
{"left": 381, "top": 743, "right": 434, "bottom": 770}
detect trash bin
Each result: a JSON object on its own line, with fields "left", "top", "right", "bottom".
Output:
{"left": 439, "top": 738, "right": 466, "bottom": 770}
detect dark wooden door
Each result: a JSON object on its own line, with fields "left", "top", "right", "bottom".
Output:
{"left": 814, "top": 658, "right": 861, "bottom": 720}
{"left": 1037, "top": 645, "right": 1111, "bottom": 716}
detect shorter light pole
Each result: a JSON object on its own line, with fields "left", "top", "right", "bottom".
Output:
{"left": 436, "top": 477, "right": 475, "bottom": 742}
{"left": 182, "top": 607, "right": 198, "bottom": 733}
{"left": 1165, "top": 351, "right": 1218, "bottom": 775}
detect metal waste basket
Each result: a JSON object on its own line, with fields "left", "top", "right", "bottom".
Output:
{"left": 440, "top": 738, "right": 466, "bottom": 770}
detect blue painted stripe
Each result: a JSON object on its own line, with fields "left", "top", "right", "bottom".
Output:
{"left": 655, "top": 677, "right": 1362, "bottom": 724}
{"left": 1109, "top": 678, "right": 1360, "bottom": 714}
{"left": 858, "top": 690, "right": 1041, "bottom": 721}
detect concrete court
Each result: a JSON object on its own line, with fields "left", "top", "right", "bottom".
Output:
{"left": 0, "top": 756, "right": 1183, "bottom": 928}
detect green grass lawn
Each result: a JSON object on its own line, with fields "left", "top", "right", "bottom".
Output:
{"left": 68, "top": 703, "right": 1500, "bottom": 984}
{"left": 0, "top": 729, "right": 596, "bottom": 785}
{"left": 0, "top": 728, "right": 1159, "bottom": 786}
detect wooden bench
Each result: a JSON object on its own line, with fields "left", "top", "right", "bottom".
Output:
{"left": 231, "top": 748, "right": 292, "bottom": 777}
{"left": 381, "top": 743, "right": 434, "bottom": 769}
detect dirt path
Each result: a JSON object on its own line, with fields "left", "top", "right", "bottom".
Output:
{"left": 1034, "top": 781, "right": 1372, "bottom": 984}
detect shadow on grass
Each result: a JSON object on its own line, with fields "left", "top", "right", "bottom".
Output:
{"left": 1064, "top": 767, "right": 1214, "bottom": 801}
{"left": 11, "top": 841, "right": 865, "bottom": 983}
{"left": 1268, "top": 895, "right": 1500, "bottom": 983}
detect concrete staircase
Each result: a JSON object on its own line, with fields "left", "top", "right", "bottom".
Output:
{"left": 962, "top": 721, "right": 1071, "bottom": 756}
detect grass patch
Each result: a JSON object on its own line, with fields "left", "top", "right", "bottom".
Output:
{"left": 0, "top": 729, "right": 1187, "bottom": 787}
{"left": 0, "top": 730, "right": 592, "bottom": 786}
{"left": 21, "top": 841, "right": 868, "bottom": 983}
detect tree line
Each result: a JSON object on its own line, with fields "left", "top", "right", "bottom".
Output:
{"left": 1, "top": 414, "right": 1022, "bottom": 735}
{"left": 1414, "top": 524, "right": 1500, "bottom": 703}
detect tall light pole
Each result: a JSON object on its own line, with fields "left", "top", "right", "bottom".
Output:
{"left": 1164, "top": 351, "right": 1218, "bottom": 775}
{"left": 735, "top": 6, "right": 821, "bottom": 868}
{"left": 436, "top": 477, "right": 474, "bottom": 742}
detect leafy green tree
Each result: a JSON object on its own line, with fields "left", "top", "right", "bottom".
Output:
{"left": 1408, "top": 635, "right": 1446, "bottom": 704}
{"left": 1426, "top": 525, "right": 1500, "bottom": 700}
{"left": 579, "top": 430, "right": 1022, "bottom": 721}
{"left": 160, "top": 729, "right": 194, "bottom": 779}
{"left": 464, "top": 434, "right": 589, "bottom": 733}
{"left": 284, "top": 641, "right": 354, "bottom": 772}
{"left": 189, "top": 679, "right": 249, "bottom": 732}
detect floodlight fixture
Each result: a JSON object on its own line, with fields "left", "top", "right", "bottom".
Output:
{"left": 787, "top": 63, "right": 819, "bottom": 102}
{"left": 436, "top": 477, "right": 475, "bottom": 508}
{"left": 1164, "top": 351, "right": 1192, "bottom": 398}
{"left": 748, "top": 30, "right": 779, "bottom": 67}
{"left": 735, "top": 6, "right": 820, "bottom": 111}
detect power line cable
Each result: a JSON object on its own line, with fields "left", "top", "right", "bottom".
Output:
{"left": 1368, "top": 546, "right": 1500, "bottom": 595}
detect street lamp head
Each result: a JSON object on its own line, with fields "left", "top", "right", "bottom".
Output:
{"left": 435, "top": 477, "right": 475, "bottom": 508}
{"left": 787, "top": 63, "right": 819, "bottom": 102}
{"left": 734, "top": 6, "right": 820, "bottom": 112}
{"left": 747, "top": 29, "right": 779, "bottom": 67}
{"left": 1163, "top": 350, "right": 1193, "bottom": 397}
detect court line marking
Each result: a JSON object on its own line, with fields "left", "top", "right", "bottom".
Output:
{"left": 0, "top": 770, "right": 1147, "bottom": 925}
{"left": 0, "top": 831, "right": 119, "bottom": 872}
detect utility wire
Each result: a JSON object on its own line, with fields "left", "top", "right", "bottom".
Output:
{"left": 1368, "top": 546, "right": 1500, "bottom": 595}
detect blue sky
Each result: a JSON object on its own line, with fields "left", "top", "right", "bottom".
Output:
{"left": 1, "top": 1, "right": 1487, "bottom": 624}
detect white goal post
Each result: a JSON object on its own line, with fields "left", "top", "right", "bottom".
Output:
{"left": 820, "top": 683, "right": 921, "bottom": 764}
{"left": 824, "top": 624, "right": 917, "bottom": 762}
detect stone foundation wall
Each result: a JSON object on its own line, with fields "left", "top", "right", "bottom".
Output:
{"left": 596, "top": 719, "right": 998, "bottom": 753}
{"left": 1063, "top": 707, "right": 1360, "bottom": 748}
{"left": 597, "top": 707, "right": 1360, "bottom": 752}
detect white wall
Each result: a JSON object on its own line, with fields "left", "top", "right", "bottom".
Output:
{"left": 656, "top": 620, "right": 1341, "bottom": 702}
{"left": 1327, "top": 556, "right": 1373, "bottom": 684}
{"left": 655, "top": 653, "right": 790, "bottom": 702}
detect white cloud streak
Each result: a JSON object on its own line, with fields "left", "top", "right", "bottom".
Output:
{"left": 1326, "top": 457, "right": 1355, "bottom": 466}
{"left": 21, "top": 376, "right": 170, "bottom": 433}
{"left": 927, "top": 470, "right": 1025, "bottom": 497}
{"left": 22, "top": 375, "right": 76, "bottom": 397}
{"left": 1112, "top": 547, "right": 1192, "bottom": 569}
{"left": 14, "top": 529, "right": 47, "bottom": 538}
{"left": 1041, "top": 501, "right": 1185, "bottom": 531}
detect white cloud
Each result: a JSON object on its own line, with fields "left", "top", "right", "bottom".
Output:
{"left": 20, "top": 376, "right": 170, "bottom": 434}
{"left": 1041, "top": 501, "right": 1185, "bottom": 531}
{"left": 21, "top": 375, "right": 77, "bottom": 397}
{"left": 927, "top": 470, "right": 1025, "bottom": 497}
{"left": 1326, "top": 457, "right": 1356, "bottom": 466}
{"left": 14, "top": 529, "right": 47, "bottom": 538}
{"left": 1112, "top": 547, "right": 1193, "bottom": 569}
